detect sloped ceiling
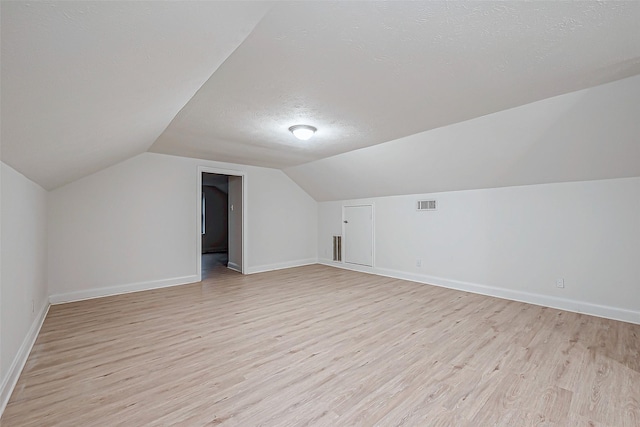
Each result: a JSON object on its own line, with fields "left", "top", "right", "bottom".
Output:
{"left": 150, "top": 1, "right": 640, "bottom": 168}
{"left": 285, "top": 75, "right": 640, "bottom": 201}
{"left": 1, "top": 1, "right": 640, "bottom": 193}
{"left": 0, "top": 1, "right": 271, "bottom": 190}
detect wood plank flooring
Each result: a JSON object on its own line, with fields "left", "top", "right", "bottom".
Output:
{"left": 2, "top": 264, "right": 639, "bottom": 426}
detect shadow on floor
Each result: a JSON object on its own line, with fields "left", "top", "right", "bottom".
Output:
{"left": 201, "top": 252, "right": 232, "bottom": 280}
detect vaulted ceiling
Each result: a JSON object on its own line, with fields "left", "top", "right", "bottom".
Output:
{"left": 2, "top": 1, "right": 640, "bottom": 193}
{"left": 1, "top": 1, "right": 271, "bottom": 189}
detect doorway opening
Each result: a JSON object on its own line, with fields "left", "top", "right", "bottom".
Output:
{"left": 198, "top": 168, "right": 244, "bottom": 280}
{"left": 202, "top": 173, "right": 229, "bottom": 278}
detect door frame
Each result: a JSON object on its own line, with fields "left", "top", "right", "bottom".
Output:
{"left": 342, "top": 203, "right": 375, "bottom": 267}
{"left": 197, "top": 165, "right": 247, "bottom": 280}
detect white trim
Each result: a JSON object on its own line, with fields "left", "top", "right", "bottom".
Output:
{"left": 318, "top": 259, "right": 640, "bottom": 325}
{"left": 227, "top": 262, "right": 242, "bottom": 273}
{"left": 1, "top": 302, "right": 50, "bottom": 416}
{"left": 245, "top": 258, "right": 318, "bottom": 275}
{"left": 49, "top": 275, "right": 199, "bottom": 305}
{"left": 197, "top": 166, "right": 247, "bottom": 280}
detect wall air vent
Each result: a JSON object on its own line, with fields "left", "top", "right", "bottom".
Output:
{"left": 417, "top": 200, "right": 437, "bottom": 211}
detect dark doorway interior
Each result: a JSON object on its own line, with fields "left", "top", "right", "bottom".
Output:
{"left": 202, "top": 173, "right": 229, "bottom": 274}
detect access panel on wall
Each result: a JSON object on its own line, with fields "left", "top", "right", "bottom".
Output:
{"left": 343, "top": 205, "right": 373, "bottom": 267}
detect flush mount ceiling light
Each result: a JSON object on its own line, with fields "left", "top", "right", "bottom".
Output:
{"left": 288, "top": 124, "right": 317, "bottom": 141}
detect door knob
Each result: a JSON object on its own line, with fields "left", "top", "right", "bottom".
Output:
{"left": 343, "top": 220, "right": 348, "bottom": 223}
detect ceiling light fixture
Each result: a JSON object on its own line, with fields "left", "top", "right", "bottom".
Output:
{"left": 289, "top": 124, "right": 317, "bottom": 141}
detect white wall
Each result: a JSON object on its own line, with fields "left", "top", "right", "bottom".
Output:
{"left": 0, "top": 162, "right": 48, "bottom": 410}
{"left": 319, "top": 177, "right": 640, "bottom": 324}
{"left": 47, "top": 152, "right": 317, "bottom": 302}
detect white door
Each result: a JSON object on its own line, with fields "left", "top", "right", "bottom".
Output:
{"left": 344, "top": 205, "right": 373, "bottom": 267}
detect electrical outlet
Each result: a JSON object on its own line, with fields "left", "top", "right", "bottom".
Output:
{"left": 556, "top": 278, "right": 565, "bottom": 288}
{"left": 416, "top": 259, "right": 422, "bottom": 267}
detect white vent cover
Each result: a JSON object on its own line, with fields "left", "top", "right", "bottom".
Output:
{"left": 417, "top": 200, "right": 437, "bottom": 211}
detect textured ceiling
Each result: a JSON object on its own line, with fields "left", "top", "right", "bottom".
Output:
{"left": 150, "top": 1, "right": 640, "bottom": 168}
{"left": 285, "top": 75, "right": 640, "bottom": 201}
{"left": 2, "top": 1, "right": 640, "bottom": 191}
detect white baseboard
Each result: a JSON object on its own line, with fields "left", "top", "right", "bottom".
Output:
{"left": 49, "top": 275, "right": 199, "bottom": 305}
{"left": 246, "top": 258, "right": 318, "bottom": 275}
{"left": 1, "top": 302, "right": 50, "bottom": 417}
{"left": 318, "top": 259, "right": 640, "bottom": 325}
{"left": 227, "top": 262, "right": 242, "bottom": 273}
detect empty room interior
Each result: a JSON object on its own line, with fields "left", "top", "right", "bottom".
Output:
{"left": 1, "top": 1, "right": 640, "bottom": 426}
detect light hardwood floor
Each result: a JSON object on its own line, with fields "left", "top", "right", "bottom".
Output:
{"left": 2, "top": 264, "right": 639, "bottom": 426}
